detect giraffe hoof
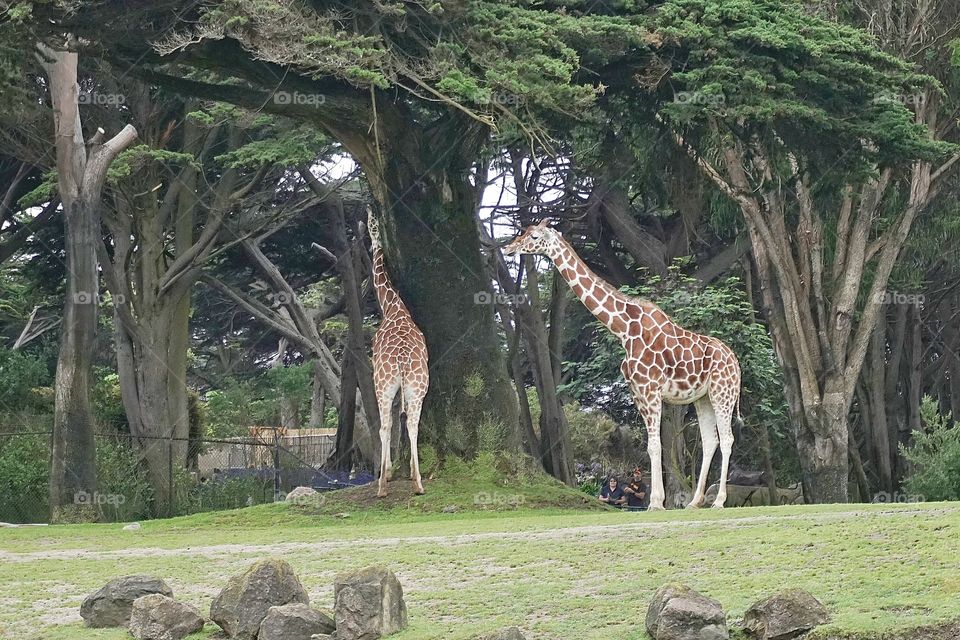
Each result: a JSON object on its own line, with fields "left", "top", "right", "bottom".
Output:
{"left": 685, "top": 502, "right": 702, "bottom": 510}
{"left": 711, "top": 502, "right": 725, "bottom": 509}
{"left": 414, "top": 488, "right": 425, "bottom": 496}
{"left": 648, "top": 505, "right": 665, "bottom": 512}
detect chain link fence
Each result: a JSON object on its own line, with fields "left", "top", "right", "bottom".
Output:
{"left": 0, "top": 426, "right": 373, "bottom": 524}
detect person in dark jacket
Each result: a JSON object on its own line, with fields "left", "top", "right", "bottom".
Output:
{"left": 624, "top": 467, "right": 649, "bottom": 511}
{"left": 599, "top": 475, "right": 626, "bottom": 508}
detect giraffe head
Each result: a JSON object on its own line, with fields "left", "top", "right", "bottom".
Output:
{"left": 366, "top": 205, "right": 381, "bottom": 249}
{"left": 502, "top": 219, "right": 563, "bottom": 259}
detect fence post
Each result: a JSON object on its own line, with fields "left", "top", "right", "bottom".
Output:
{"left": 273, "top": 431, "right": 281, "bottom": 502}
{"left": 167, "top": 439, "right": 174, "bottom": 518}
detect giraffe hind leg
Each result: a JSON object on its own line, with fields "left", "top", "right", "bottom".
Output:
{"left": 711, "top": 399, "right": 736, "bottom": 509}
{"left": 403, "top": 386, "right": 426, "bottom": 495}
{"left": 376, "top": 379, "right": 400, "bottom": 498}
{"left": 688, "top": 397, "right": 719, "bottom": 509}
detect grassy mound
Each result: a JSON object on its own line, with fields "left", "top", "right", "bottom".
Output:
{"left": 296, "top": 452, "right": 605, "bottom": 517}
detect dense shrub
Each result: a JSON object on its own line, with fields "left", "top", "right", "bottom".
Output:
{"left": 901, "top": 397, "right": 960, "bottom": 502}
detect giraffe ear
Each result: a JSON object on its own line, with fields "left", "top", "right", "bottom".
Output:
{"left": 536, "top": 218, "right": 550, "bottom": 228}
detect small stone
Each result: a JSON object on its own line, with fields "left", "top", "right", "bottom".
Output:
{"left": 441, "top": 505, "right": 459, "bottom": 514}
{"left": 129, "top": 594, "right": 204, "bottom": 640}
{"left": 258, "top": 604, "right": 335, "bottom": 640}
{"left": 646, "top": 583, "right": 728, "bottom": 640}
{"left": 210, "top": 558, "right": 309, "bottom": 639}
{"left": 80, "top": 576, "right": 174, "bottom": 628}
{"left": 123, "top": 522, "right": 142, "bottom": 531}
{"left": 743, "top": 589, "right": 830, "bottom": 640}
{"left": 334, "top": 566, "right": 407, "bottom": 640}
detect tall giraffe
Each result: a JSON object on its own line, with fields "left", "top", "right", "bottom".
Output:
{"left": 504, "top": 220, "right": 741, "bottom": 509}
{"left": 367, "top": 207, "right": 430, "bottom": 497}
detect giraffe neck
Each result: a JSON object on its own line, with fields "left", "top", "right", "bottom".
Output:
{"left": 549, "top": 238, "right": 631, "bottom": 336}
{"left": 372, "top": 246, "right": 403, "bottom": 315}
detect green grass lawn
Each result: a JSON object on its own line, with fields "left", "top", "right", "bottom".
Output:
{"left": 1, "top": 470, "right": 958, "bottom": 640}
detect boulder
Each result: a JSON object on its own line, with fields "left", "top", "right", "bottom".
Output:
{"left": 129, "top": 594, "right": 205, "bottom": 640}
{"left": 258, "top": 603, "right": 335, "bottom": 640}
{"left": 210, "top": 558, "right": 310, "bottom": 639}
{"left": 80, "top": 575, "right": 174, "bottom": 628}
{"left": 743, "top": 589, "right": 830, "bottom": 639}
{"left": 286, "top": 486, "right": 322, "bottom": 506}
{"left": 478, "top": 627, "right": 526, "bottom": 640}
{"left": 334, "top": 566, "right": 407, "bottom": 639}
{"left": 646, "top": 584, "right": 728, "bottom": 640}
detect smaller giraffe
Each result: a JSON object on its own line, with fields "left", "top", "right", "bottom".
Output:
{"left": 367, "top": 207, "right": 430, "bottom": 497}
{"left": 504, "top": 220, "right": 742, "bottom": 509}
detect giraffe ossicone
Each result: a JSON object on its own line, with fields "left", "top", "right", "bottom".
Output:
{"left": 367, "top": 206, "right": 430, "bottom": 498}
{"left": 503, "top": 221, "right": 742, "bottom": 509}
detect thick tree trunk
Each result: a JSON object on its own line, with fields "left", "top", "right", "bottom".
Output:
{"left": 661, "top": 404, "right": 687, "bottom": 508}
{"left": 41, "top": 43, "right": 138, "bottom": 522}
{"left": 50, "top": 197, "right": 101, "bottom": 522}
{"left": 367, "top": 141, "right": 519, "bottom": 457}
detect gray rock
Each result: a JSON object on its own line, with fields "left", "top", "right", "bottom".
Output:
{"left": 258, "top": 603, "right": 335, "bottom": 640}
{"left": 646, "top": 583, "right": 728, "bottom": 640}
{"left": 334, "top": 566, "right": 407, "bottom": 640}
{"left": 286, "top": 487, "right": 323, "bottom": 507}
{"left": 210, "top": 558, "right": 309, "bottom": 639}
{"left": 478, "top": 627, "right": 526, "bottom": 640}
{"left": 441, "top": 505, "right": 459, "bottom": 514}
{"left": 743, "top": 589, "right": 830, "bottom": 639}
{"left": 310, "top": 635, "right": 334, "bottom": 640}
{"left": 123, "top": 522, "right": 142, "bottom": 531}
{"left": 128, "top": 594, "right": 204, "bottom": 640}
{"left": 80, "top": 575, "right": 174, "bottom": 628}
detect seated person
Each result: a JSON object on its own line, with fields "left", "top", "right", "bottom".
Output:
{"left": 599, "top": 476, "right": 626, "bottom": 508}
{"left": 624, "top": 467, "right": 649, "bottom": 511}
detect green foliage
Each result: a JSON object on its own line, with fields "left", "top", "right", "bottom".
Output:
{"left": 216, "top": 124, "right": 330, "bottom": 169}
{"left": 0, "top": 346, "right": 50, "bottom": 412}
{"left": 205, "top": 363, "right": 319, "bottom": 438}
{"left": 901, "top": 397, "right": 960, "bottom": 502}
{"left": 651, "top": 0, "right": 949, "bottom": 170}
{"left": 106, "top": 145, "right": 199, "bottom": 183}
{"left": 564, "top": 402, "right": 626, "bottom": 466}
{"left": 0, "top": 431, "right": 48, "bottom": 523}
{"left": 90, "top": 369, "right": 128, "bottom": 430}
{"left": 95, "top": 438, "right": 154, "bottom": 521}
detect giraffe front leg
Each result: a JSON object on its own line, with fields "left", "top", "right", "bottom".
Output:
{"left": 640, "top": 403, "right": 665, "bottom": 511}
